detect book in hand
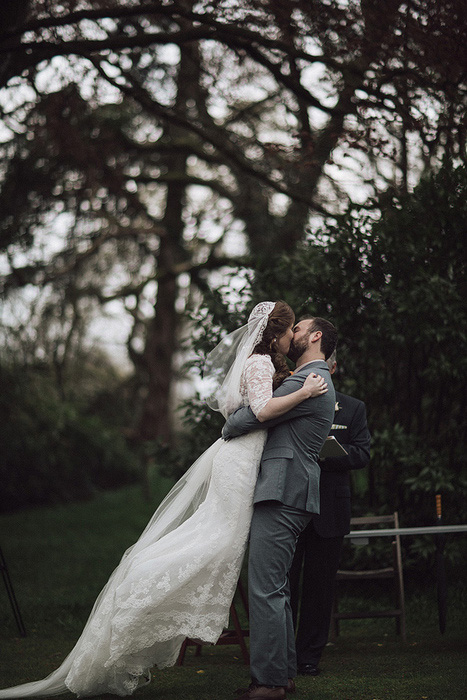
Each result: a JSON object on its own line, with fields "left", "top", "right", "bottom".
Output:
{"left": 319, "top": 436, "right": 348, "bottom": 459}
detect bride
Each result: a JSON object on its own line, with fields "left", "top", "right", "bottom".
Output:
{"left": 0, "top": 301, "right": 327, "bottom": 698}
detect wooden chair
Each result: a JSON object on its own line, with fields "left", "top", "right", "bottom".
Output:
{"left": 176, "top": 578, "right": 250, "bottom": 665}
{"left": 331, "top": 512, "right": 406, "bottom": 641}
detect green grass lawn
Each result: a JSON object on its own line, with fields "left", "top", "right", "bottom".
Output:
{"left": 1, "top": 483, "right": 466, "bottom": 700}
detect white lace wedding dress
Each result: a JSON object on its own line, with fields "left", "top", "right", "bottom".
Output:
{"left": 0, "top": 354, "right": 274, "bottom": 698}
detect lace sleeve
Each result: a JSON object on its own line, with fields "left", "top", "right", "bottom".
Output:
{"left": 241, "top": 354, "right": 274, "bottom": 417}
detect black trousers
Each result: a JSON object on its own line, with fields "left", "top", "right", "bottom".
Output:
{"left": 289, "top": 520, "right": 344, "bottom": 666}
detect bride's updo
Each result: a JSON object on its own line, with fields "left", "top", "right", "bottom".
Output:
{"left": 253, "top": 300, "right": 295, "bottom": 390}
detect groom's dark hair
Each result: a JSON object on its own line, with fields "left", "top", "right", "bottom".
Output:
{"left": 300, "top": 316, "right": 337, "bottom": 360}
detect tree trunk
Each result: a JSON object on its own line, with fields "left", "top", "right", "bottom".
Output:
{"left": 137, "top": 39, "right": 202, "bottom": 452}
{"left": 137, "top": 215, "right": 183, "bottom": 445}
{"left": 0, "top": 0, "right": 32, "bottom": 86}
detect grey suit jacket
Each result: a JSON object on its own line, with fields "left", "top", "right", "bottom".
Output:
{"left": 222, "top": 360, "right": 335, "bottom": 514}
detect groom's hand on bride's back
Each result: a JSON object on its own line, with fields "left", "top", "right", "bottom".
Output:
{"left": 222, "top": 411, "right": 241, "bottom": 440}
{"left": 222, "top": 404, "right": 257, "bottom": 440}
{"left": 221, "top": 421, "right": 232, "bottom": 440}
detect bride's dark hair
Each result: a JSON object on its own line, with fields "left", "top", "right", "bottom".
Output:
{"left": 253, "top": 300, "right": 295, "bottom": 390}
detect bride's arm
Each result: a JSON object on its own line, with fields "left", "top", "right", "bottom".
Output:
{"left": 244, "top": 355, "right": 327, "bottom": 423}
{"left": 257, "top": 372, "right": 327, "bottom": 421}
{"left": 223, "top": 365, "right": 334, "bottom": 440}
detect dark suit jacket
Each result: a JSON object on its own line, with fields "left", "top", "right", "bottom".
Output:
{"left": 313, "top": 390, "right": 371, "bottom": 537}
{"left": 222, "top": 360, "right": 335, "bottom": 514}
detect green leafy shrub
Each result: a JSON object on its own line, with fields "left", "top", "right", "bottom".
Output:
{"left": 0, "top": 362, "right": 139, "bottom": 511}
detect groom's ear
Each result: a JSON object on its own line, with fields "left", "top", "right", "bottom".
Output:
{"left": 309, "top": 329, "right": 322, "bottom": 345}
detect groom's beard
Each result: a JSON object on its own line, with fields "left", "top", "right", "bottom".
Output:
{"left": 287, "top": 337, "right": 308, "bottom": 363}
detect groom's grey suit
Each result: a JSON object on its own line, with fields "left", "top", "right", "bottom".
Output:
{"left": 223, "top": 360, "right": 335, "bottom": 687}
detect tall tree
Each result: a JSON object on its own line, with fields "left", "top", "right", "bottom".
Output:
{"left": 1, "top": 2, "right": 465, "bottom": 205}
{"left": 1, "top": 0, "right": 465, "bottom": 445}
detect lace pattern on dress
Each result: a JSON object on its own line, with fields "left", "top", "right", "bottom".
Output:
{"left": 240, "top": 354, "right": 274, "bottom": 416}
{"left": 64, "top": 430, "right": 267, "bottom": 697}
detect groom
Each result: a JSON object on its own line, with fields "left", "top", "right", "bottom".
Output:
{"left": 223, "top": 316, "right": 337, "bottom": 699}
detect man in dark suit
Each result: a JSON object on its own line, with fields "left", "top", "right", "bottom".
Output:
{"left": 289, "top": 350, "right": 371, "bottom": 677}
{"left": 223, "top": 317, "right": 337, "bottom": 700}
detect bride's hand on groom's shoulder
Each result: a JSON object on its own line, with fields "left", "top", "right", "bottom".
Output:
{"left": 303, "top": 372, "right": 328, "bottom": 398}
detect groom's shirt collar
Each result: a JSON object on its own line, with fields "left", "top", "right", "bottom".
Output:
{"left": 294, "top": 359, "right": 326, "bottom": 372}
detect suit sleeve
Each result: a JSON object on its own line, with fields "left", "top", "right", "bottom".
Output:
{"left": 319, "top": 401, "right": 371, "bottom": 472}
{"left": 222, "top": 374, "right": 324, "bottom": 439}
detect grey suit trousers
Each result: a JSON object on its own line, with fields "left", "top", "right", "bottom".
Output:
{"left": 248, "top": 500, "right": 313, "bottom": 686}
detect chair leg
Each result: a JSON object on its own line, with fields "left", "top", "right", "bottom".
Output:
{"left": 176, "top": 584, "right": 250, "bottom": 666}
{"left": 393, "top": 539, "right": 406, "bottom": 641}
{"left": 176, "top": 637, "right": 204, "bottom": 666}
{"left": 176, "top": 638, "right": 189, "bottom": 666}
{"left": 229, "top": 601, "right": 250, "bottom": 664}
{"left": 237, "top": 578, "right": 249, "bottom": 619}
{"left": 0, "top": 547, "right": 26, "bottom": 637}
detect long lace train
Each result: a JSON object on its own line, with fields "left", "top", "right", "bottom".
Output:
{"left": 0, "top": 430, "right": 266, "bottom": 698}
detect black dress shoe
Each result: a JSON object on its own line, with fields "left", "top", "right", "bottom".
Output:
{"left": 297, "top": 664, "right": 320, "bottom": 676}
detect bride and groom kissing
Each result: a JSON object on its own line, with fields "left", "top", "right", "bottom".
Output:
{"left": 0, "top": 301, "right": 337, "bottom": 700}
